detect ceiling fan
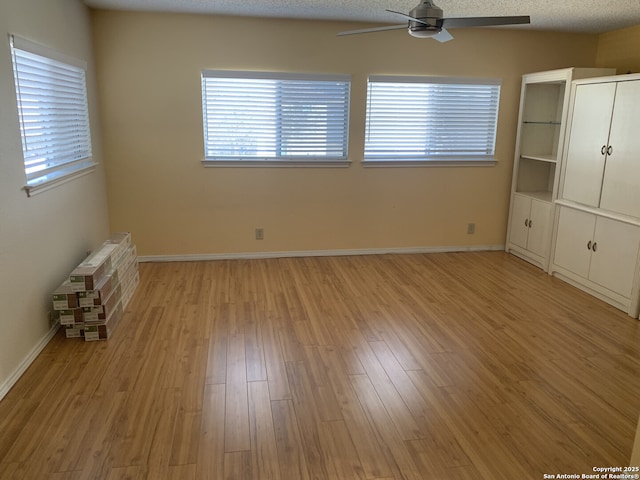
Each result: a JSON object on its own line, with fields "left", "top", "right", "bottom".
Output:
{"left": 337, "top": 0, "right": 530, "bottom": 43}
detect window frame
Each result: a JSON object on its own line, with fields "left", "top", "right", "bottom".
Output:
{"left": 201, "top": 70, "right": 351, "bottom": 167}
{"left": 9, "top": 35, "right": 95, "bottom": 197}
{"left": 363, "top": 75, "right": 502, "bottom": 167}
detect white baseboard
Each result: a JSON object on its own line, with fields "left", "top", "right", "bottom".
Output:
{"left": 0, "top": 323, "right": 60, "bottom": 402}
{"left": 139, "top": 244, "right": 505, "bottom": 263}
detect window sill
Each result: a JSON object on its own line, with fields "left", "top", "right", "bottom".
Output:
{"left": 24, "top": 163, "right": 97, "bottom": 197}
{"left": 202, "top": 159, "right": 351, "bottom": 168}
{"left": 362, "top": 159, "right": 497, "bottom": 167}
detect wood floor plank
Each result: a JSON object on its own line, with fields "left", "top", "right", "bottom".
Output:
{"left": 0, "top": 462, "right": 24, "bottom": 480}
{"left": 245, "top": 320, "right": 268, "bottom": 382}
{"left": 138, "top": 387, "right": 182, "bottom": 480}
{"left": 177, "top": 336, "right": 208, "bottom": 413}
{"left": 196, "top": 383, "right": 225, "bottom": 480}
{"left": 441, "top": 465, "right": 486, "bottom": 480}
{"left": 223, "top": 451, "right": 253, "bottom": 480}
{"left": 34, "top": 393, "right": 94, "bottom": 474}
{"left": 58, "top": 390, "right": 129, "bottom": 479}
{"left": 285, "top": 360, "right": 338, "bottom": 479}
{"left": 271, "top": 399, "right": 311, "bottom": 480}
{"left": 442, "top": 388, "right": 535, "bottom": 480}
{"left": 224, "top": 334, "right": 250, "bottom": 453}
{"left": 349, "top": 374, "right": 424, "bottom": 480}
{"left": 166, "top": 464, "right": 196, "bottom": 480}
{"left": 106, "top": 317, "right": 173, "bottom": 469}
{"left": 278, "top": 324, "right": 307, "bottom": 363}
{"left": 169, "top": 409, "right": 201, "bottom": 467}
{"left": 261, "top": 319, "right": 291, "bottom": 401}
{"left": 316, "top": 345, "right": 394, "bottom": 480}
{"left": 0, "top": 349, "right": 100, "bottom": 466}
{"left": 0, "top": 399, "right": 40, "bottom": 465}
{"left": 205, "top": 325, "right": 227, "bottom": 385}
{"left": 406, "top": 369, "right": 531, "bottom": 480}
{"left": 105, "top": 466, "right": 140, "bottom": 480}
{"left": 301, "top": 346, "right": 344, "bottom": 423}
{"left": 48, "top": 471, "right": 89, "bottom": 480}
{"left": 368, "top": 340, "right": 430, "bottom": 420}
{"left": 375, "top": 327, "right": 422, "bottom": 372}
{"left": 347, "top": 330, "right": 426, "bottom": 441}
{"left": 405, "top": 438, "right": 449, "bottom": 478}
{"left": 247, "top": 381, "right": 281, "bottom": 480}
{"left": 0, "top": 252, "right": 639, "bottom": 479}
{"left": 318, "top": 420, "right": 368, "bottom": 480}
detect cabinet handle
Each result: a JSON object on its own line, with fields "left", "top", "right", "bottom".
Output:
{"left": 607, "top": 145, "right": 612, "bottom": 156}
{"left": 587, "top": 240, "right": 592, "bottom": 250}
{"left": 601, "top": 145, "right": 607, "bottom": 155}
{"left": 524, "top": 219, "right": 529, "bottom": 227}
{"left": 528, "top": 220, "right": 532, "bottom": 228}
{"left": 592, "top": 242, "right": 597, "bottom": 252}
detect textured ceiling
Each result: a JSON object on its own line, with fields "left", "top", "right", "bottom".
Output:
{"left": 82, "top": 0, "right": 640, "bottom": 34}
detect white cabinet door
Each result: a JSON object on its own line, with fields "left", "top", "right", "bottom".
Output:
{"left": 589, "top": 217, "right": 640, "bottom": 298}
{"left": 554, "top": 206, "right": 640, "bottom": 299}
{"left": 509, "top": 195, "right": 531, "bottom": 250}
{"left": 562, "top": 82, "right": 617, "bottom": 207}
{"left": 599, "top": 80, "right": 640, "bottom": 218}
{"left": 553, "top": 207, "right": 595, "bottom": 279}
{"left": 527, "top": 200, "right": 552, "bottom": 257}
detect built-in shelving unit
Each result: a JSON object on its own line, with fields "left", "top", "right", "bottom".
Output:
{"left": 505, "top": 67, "right": 615, "bottom": 271}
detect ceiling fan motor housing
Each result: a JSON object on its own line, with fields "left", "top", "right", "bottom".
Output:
{"left": 408, "top": 0, "right": 444, "bottom": 37}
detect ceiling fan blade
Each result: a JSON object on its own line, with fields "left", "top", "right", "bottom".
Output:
{"left": 433, "top": 27, "right": 454, "bottom": 43}
{"left": 337, "top": 24, "right": 407, "bottom": 36}
{"left": 442, "top": 15, "right": 530, "bottom": 28}
{"left": 385, "top": 9, "right": 430, "bottom": 26}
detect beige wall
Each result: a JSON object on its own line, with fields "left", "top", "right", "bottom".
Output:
{"left": 91, "top": 10, "right": 599, "bottom": 257}
{"left": 597, "top": 24, "right": 640, "bottom": 74}
{"left": 0, "top": 0, "right": 109, "bottom": 398}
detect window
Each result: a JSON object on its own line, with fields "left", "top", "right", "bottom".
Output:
{"left": 364, "top": 75, "right": 501, "bottom": 165}
{"left": 10, "top": 35, "right": 94, "bottom": 196}
{"left": 201, "top": 71, "right": 350, "bottom": 166}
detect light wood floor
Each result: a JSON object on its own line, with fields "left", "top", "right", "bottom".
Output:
{"left": 1, "top": 252, "right": 639, "bottom": 479}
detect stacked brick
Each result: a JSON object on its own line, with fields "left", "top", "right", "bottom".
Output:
{"left": 51, "top": 232, "right": 139, "bottom": 341}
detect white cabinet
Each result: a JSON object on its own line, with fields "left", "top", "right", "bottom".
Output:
{"left": 561, "top": 78, "right": 640, "bottom": 218}
{"left": 506, "top": 68, "right": 614, "bottom": 270}
{"left": 553, "top": 206, "right": 640, "bottom": 313}
{"left": 561, "top": 82, "right": 616, "bottom": 207}
{"left": 552, "top": 73, "right": 640, "bottom": 316}
{"left": 589, "top": 216, "right": 640, "bottom": 298}
{"left": 599, "top": 80, "right": 640, "bottom": 218}
{"left": 509, "top": 194, "right": 552, "bottom": 261}
{"left": 553, "top": 207, "right": 594, "bottom": 279}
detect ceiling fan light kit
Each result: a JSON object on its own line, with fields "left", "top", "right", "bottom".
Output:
{"left": 337, "top": 0, "right": 530, "bottom": 43}
{"left": 402, "top": 1, "right": 443, "bottom": 38}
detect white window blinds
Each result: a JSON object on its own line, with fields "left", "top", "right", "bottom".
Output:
{"left": 201, "top": 71, "right": 350, "bottom": 164}
{"left": 365, "top": 76, "right": 501, "bottom": 164}
{"left": 10, "top": 35, "right": 94, "bottom": 195}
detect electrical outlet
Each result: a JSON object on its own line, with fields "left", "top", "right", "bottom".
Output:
{"left": 467, "top": 223, "right": 475, "bottom": 235}
{"left": 255, "top": 228, "right": 264, "bottom": 240}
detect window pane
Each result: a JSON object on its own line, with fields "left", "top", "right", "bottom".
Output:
{"left": 365, "top": 77, "right": 501, "bottom": 163}
{"left": 11, "top": 37, "right": 93, "bottom": 190}
{"left": 201, "top": 71, "right": 350, "bottom": 163}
